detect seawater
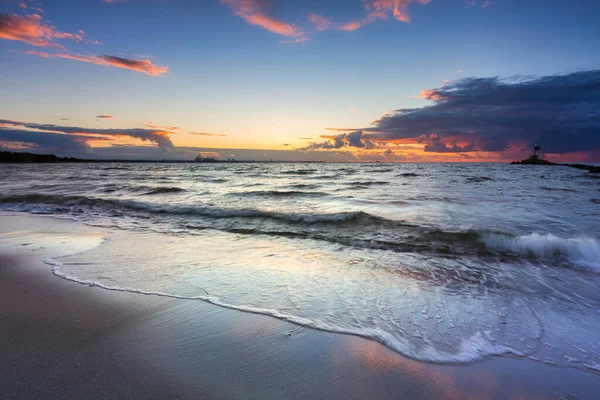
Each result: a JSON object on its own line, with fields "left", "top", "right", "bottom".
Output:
{"left": 1, "top": 162, "right": 599, "bottom": 370}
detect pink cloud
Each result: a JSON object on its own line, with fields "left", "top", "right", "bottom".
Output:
{"left": 308, "top": 13, "right": 332, "bottom": 31}
{"left": 221, "top": 0, "right": 305, "bottom": 39}
{"left": 337, "top": 0, "right": 431, "bottom": 31}
{"left": 0, "top": 12, "right": 97, "bottom": 49}
{"left": 18, "top": 3, "right": 44, "bottom": 13}
{"left": 338, "top": 20, "right": 363, "bottom": 32}
{"left": 22, "top": 50, "right": 169, "bottom": 76}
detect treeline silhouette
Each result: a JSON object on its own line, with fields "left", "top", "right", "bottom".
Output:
{"left": 0, "top": 151, "right": 84, "bottom": 163}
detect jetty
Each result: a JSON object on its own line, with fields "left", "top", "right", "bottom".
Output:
{"left": 511, "top": 145, "right": 599, "bottom": 173}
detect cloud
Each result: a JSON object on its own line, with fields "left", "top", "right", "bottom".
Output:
{"left": 0, "top": 12, "right": 98, "bottom": 49}
{"left": 96, "top": 115, "right": 115, "bottom": 119}
{"left": 146, "top": 124, "right": 179, "bottom": 131}
{"left": 338, "top": 20, "right": 363, "bottom": 32}
{"left": 337, "top": 0, "right": 432, "bottom": 31}
{"left": 363, "top": 69, "right": 600, "bottom": 155}
{"left": 18, "top": 3, "right": 44, "bottom": 13}
{"left": 221, "top": 0, "right": 306, "bottom": 39}
{"left": 99, "top": 55, "right": 169, "bottom": 76}
{"left": 189, "top": 132, "right": 227, "bottom": 137}
{"left": 0, "top": 128, "right": 100, "bottom": 154}
{"left": 220, "top": 1, "right": 433, "bottom": 40}
{"left": 20, "top": 50, "right": 169, "bottom": 76}
{"left": 324, "top": 127, "right": 363, "bottom": 132}
{"left": 280, "top": 36, "right": 310, "bottom": 44}
{"left": 366, "top": 0, "right": 431, "bottom": 24}
{"left": 303, "top": 130, "right": 377, "bottom": 150}
{"left": 0, "top": 119, "right": 175, "bottom": 150}
{"left": 308, "top": 14, "right": 332, "bottom": 31}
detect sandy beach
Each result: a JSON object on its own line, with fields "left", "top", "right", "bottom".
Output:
{"left": 1, "top": 214, "right": 599, "bottom": 400}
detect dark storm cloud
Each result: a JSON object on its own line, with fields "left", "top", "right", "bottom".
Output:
{"left": 0, "top": 120, "right": 175, "bottom": 150}
{"left": 367, "top": 70, "right": 600, "bottom": 153}
{"left": 0, "top": 128, "right": 101, "bottom": 153}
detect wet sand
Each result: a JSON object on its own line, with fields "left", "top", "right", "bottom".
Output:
{"left": 1, "top": 214, "right": 599, "bottom": 399}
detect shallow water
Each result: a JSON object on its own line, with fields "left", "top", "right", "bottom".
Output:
{"left": 1, "top": 162, "right": 599, "bottom": 370}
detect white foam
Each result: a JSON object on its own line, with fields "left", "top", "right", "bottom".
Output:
{"left": 483, "top": 233, "right": 600, "bottom": 271}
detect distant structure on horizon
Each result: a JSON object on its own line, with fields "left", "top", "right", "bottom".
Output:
{"left": 194, "top": 154, "right": 237, "bottom": 163}
{"left": 511, "top": 144, "right": 555, "bottom": 165}
{"left": 194, "top": 154, "right": 218, "bottom": 163}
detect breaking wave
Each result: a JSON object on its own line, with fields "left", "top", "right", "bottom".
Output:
{"left": 483, "top": 233, "right": 600, "bottom": 271}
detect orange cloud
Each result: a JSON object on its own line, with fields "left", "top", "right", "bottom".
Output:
{"left": 417, "top": 89, "right": 442, "bottom": 101}
{"left": 308, "top": 13, "right": 332, "bottom": 31}
{"left": 337, "top": 0, "right": 431, "bottom": 31}
{"left": 96, "top": 115, "right": 115, "bottom": 119}
{"left": 221, "top": 0, "right": 305, "bottom": 39}
{"left": 100, "top": 55, "right": 168, "bottom": 76}
{"left": 0, "top": 12, "right": 96, "bottom": 49}
{"left": 22, "top": 51, "right": 169, "bottom": 76}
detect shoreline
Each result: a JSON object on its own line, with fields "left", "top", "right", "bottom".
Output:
{"left": 2, "top": 214, "right": 600, "bottom": 399}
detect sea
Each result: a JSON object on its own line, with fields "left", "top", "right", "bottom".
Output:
{"left": 1, "top": 162, "right": 599, "bottom": 371}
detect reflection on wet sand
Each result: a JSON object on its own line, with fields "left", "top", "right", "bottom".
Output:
{"left": 341, "top": 337, "right": 552, "bottom": 400}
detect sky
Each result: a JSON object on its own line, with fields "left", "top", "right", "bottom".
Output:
{"left": 1, "top": 0, "right": 599, "bottom": 162}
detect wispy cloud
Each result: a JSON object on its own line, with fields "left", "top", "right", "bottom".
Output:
{"left": 335, "top": 0, "right": 432, "bottom": 31}
{"left": 0, "top": 12, "right": 99, "bottom": 49}
{"left": 147, "top": 124, "right": 180, "bottom": 131}
{"left": 99, "top": 55, "right": 168, "bottom": 76}
{"left": 96, "top": 115, "right": 115, "bottom": 119}
{"left": 20, "top": 50, "right": 169, "bottom": 76}
{"left": 0, "top": 119, "right": 176, "bottom": 150}
{"left": 220, "top": 1, "right": 435, "bottom": 40}
{"left": 221, "top": 0, "right": 306, "bottom": 39}
{"left": 338, "top": 21, "right": 363, "bottom": 32}
{"left": 18, "top": 2, "right": 44, "bottom": 13}
{"left": 307, "top": 14, "right": 332, "bottom": 31}
{"left": 189, "top": 132, "right": 228, "bottom": 137}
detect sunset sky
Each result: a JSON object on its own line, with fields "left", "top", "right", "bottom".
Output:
{"left": 1, "top": 0, "right": 599, "bottom": 161}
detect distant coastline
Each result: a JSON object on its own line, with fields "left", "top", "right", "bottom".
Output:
{"left": 1, "top": 150, "right": 598, "bottom": 170}
{"left": 0, "top": 151, "right": 324, "bottom": 164}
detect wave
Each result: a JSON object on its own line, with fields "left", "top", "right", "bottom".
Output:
{"left": 483, "top": 233, "right": 600, "bottom": 271}
{"left": 3, "top": 193, "right": 598, "bottom": 270}
{"left": 140, "top": 187, "right": 186, "bottom": 195}
{"left": 97, "top": 185, "right": 186, "bottom": 195}
{"left": 348, "top": 181, "right": 390, "bottom": 186}
{"left": 465, "top": 176, "right": 494, "bottom": 183}
{"left": 540, "top": 186, "right": 577, "bottom": 193}
{"left": 0, "top": 193, "right": 385, "bottom": 225}
{"left": 45, "top": 256, "right": 507, "bottom": 364}
{"left": 397, "top": 172, "right": 420, "bottom": 177}
{"left": 286, "top": 184, "right": 320, "bottom": 190}
{"left": 231, "top": 190, "right": 327, "bottom": 198}
{"left": 370, "top": 168, "right": 393, "bottom": 173}
{"left": 280, "top": 169, "right": 317, "bottom": 175}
